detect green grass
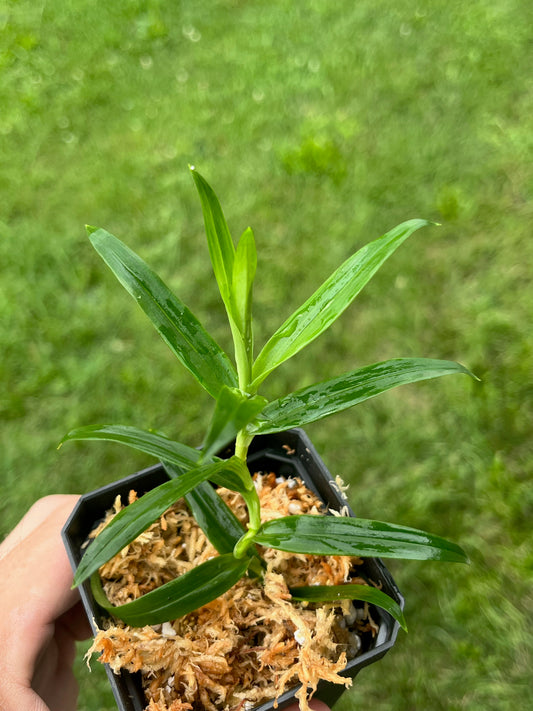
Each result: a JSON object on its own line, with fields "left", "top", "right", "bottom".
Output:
{"left": 1, "top": 0, "right": 531, "bottom": 709}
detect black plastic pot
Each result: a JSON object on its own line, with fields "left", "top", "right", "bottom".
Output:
{"left": 62, "top": 429, "right": 403, "bottom": 711}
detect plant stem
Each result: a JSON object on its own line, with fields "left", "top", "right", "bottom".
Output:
{"left": 235, "top": 429, "right": 253, "bottom": 461}
{"left": 233, "top": 529, "right": 257, "bottom": 559}
{"left": 234, "top": 428, "right": 262, "bottom": 561}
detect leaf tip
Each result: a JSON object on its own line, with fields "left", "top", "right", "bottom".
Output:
{"left": 470, "top": 369, "right": 482, "bottom": 383}
{"left": 456, "top": 362, "right": 481, "bottom": 383}
{"left": 85, "top": 224, "right": 99, "bottom": 236}
{"left": 71, "top": 568, "right": 84, "bottom": 589}
{"left": 57, "top": 430, "right": 73, "bottom": 450}
{"left": 461, "top": 548, "right": 471, "bottom": 565}
{"left": 58, "top": 430, "right": 73, "bottom": 448}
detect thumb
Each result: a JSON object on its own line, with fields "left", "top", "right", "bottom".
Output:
{"left": 284, "top": 701, "right": 331, "bottom": 711}
{"left": 0, "top": 675, "right": 50, "bottom": 711}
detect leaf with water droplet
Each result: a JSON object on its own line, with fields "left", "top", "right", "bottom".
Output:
{"left": 255, "top": 514, "right": 469, "bottom": 563}
{"left": 251, "top": 219, "right": 433, "bottom": 388}
{"left": 248, "top": 357, "right": 475, "bottom": 433}
{"left": 89, "top": 228, "right": 237, "bottom": 398}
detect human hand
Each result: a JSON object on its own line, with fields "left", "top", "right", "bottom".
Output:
{"left": 0, "top": 495, "right": 91, "bottom": 711}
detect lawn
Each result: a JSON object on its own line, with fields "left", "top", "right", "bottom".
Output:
{"left": 1, "top": 1, "right": 531, "bottom": 710}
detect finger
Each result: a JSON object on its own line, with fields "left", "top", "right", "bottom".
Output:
{"left": 58, "top": 600, "right": 93, "bottom": 642}
{"left": 0, "top": 679, "right": 50, "bottom": 711}
{"left": 308, "top": 701, "right": 331, "bottom": 711}
{"left": 32, "top": 619, "right": 80, "bottom": 710}
{"left": 0, "top": 495, "right": 79, "bottom": 561}
{"left": 283, "top": 700, "right": 331, "bottom": 711}
{"left": 0, "top": 496, "right": 82, "bottom": 685}
{"left": 3, "top": 496, "right": 81, "bottom": 619}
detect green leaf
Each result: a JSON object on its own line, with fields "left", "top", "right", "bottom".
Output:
{"left": 211, "top": 456, "right": 256, "bottom": 495}
{"left": 163, "top": 462, "right": 246, "bottom": 555}
{"left": 252, "top": 219, "right": 431, "bottom": 388}
{"left": 61, "top": 422, "right": 256, "bottom": 501}
{"left": 229, "top": 227, "right": 257, "bottom": 387}
{"left": 89, "top": 227, "right": 237, "bottom": 398}
{"left": 163, "top": 463, "right": 263, "bottom": 576}
{"left": 190, "top": 167, "right": 235, "bottom": 311}
{"left": 190, "top": 170, "right": 258, "bottom": 388}
{"left": 60, "top": 424, "right": 203, "bottom": 470}
{"left": 232, "top": 227, "right": 257, "bottom": 333}
{"left": 248, "top": 358, "right": 474, "bottom": 434}
{"left": 201, "top": 386, "right": 267, "bottom": 460}
{"left": 183, "top": 485, "right": 245, "bottom": 553}
{"left": 73, "top": 458, "right": 247, "bottom": 586}
{"left": 91, "top": 553, "right": 250, "bottom": 626}
{"left": 290, "top": 583, "right": 407, "bottom": 631}
{"left": 254, "top": 515, "right": 469, "bottom": 563}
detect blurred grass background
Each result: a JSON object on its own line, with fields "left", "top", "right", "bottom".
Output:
{"left": 1, "top": 0, "right": 531, "bottom": 709}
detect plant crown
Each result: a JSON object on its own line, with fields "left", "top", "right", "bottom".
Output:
{"left": 62, "top": 167, "right": 474, "bottom": 632}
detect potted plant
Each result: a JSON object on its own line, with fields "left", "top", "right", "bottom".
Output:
{"left": 61, "top": 167, "right": 473, "bottom": 711}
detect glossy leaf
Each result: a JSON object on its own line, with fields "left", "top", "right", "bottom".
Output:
{"left": 251, "top": 219, "right": 431, "bottom": 388}
{"left": 290, "top": 583, "right": 407, "bottom": 631}
{"left": 232, "top": 227, "right": 257, "bottom": 336}
{"left": 164, "top": 463, "right": 263, "bottom": 576}
{"left": 248, "top": 358, "right": 474, "bottom": 434}
{"left": 201, "top": 386, "right": 267, "bottom": 460}
{"left": 61, "top": 424, "right": 203, "bottom": 470}
{"left": 73, "top": 457, "right": 248, "bottom": 586}
{"left": 231, "top": 228, "right": 257, "bottom": 376}
{"left": 91, "top": 553, "right": 250, "bottom": 626}
{"left": 62, "top": 422, "right": 256, "bottom": 501}
{"left": 186, "top": 485, "right": 247, "bottom": 554}
{"left": 163, "top": 462, "right": 246, "bottom": 555}
{"left": 89, "top": 227, "right": 237, "bottom": 398}
{"left": 190, "top": 167, "right": 235, "bottom": 311}
{"left": 230, "top": 228, "right": 257, "bottom": 356}
{"left": 255, "top": 515, "right": 469, "bottom": 563}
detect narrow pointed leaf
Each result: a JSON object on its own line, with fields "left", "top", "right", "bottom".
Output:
{"left": 91, "top": 553, "right": 250, "bottom": 626}
{"left": 252, "top": 219, "right": 431, "bottom": 388}
{"left": 163, "top": 461, "right": 246, "bottom": 555}
{"left": 232, "top": 227, "right": 257, "bottom": 337}
{"left": 73, "top": 458, "right": 247, "bottom": 586}
{"left": 201, "top": 386, "right": 267, "bottom": 460}
{"left": 164, "top": 463, "right": 263, "bottom": 576}
{"left": 61, "top": 424, "right": 204, "bottom": 470}
{"left": 190, "top": 167, "right": 235, "bottom": 310}
{"left": 229, "top": 227, "right": 257, "bottom": 385}
{"left": 89, "top": 228, "right": 237, "bottom": 398}
{"left": 61, "top": 423, "right": 254, "bottom": 500}
{"left": 290, "top": 584, "right": 407, "bottom": 631}
{"left": 64, "top": 421, "right": 250, "bottom": 495}
{"left": 248, "top": 358, "right": 474, "bottom": 434}
{"left": 181, "top": 484, "right": 246, "bottom": 553}
{"left": 185, "top": 486, "right": 246, "bottom": 552}
{"left": 254, "top": 515, "right": 469, "bottom": 563}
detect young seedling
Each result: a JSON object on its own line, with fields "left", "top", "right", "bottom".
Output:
{"left": 61, "top": 167, "right": 473, "bottom": 632}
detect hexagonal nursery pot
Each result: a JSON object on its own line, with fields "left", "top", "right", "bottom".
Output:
{"left": 62, "top": 428, "right": 403, "bottom": 711}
